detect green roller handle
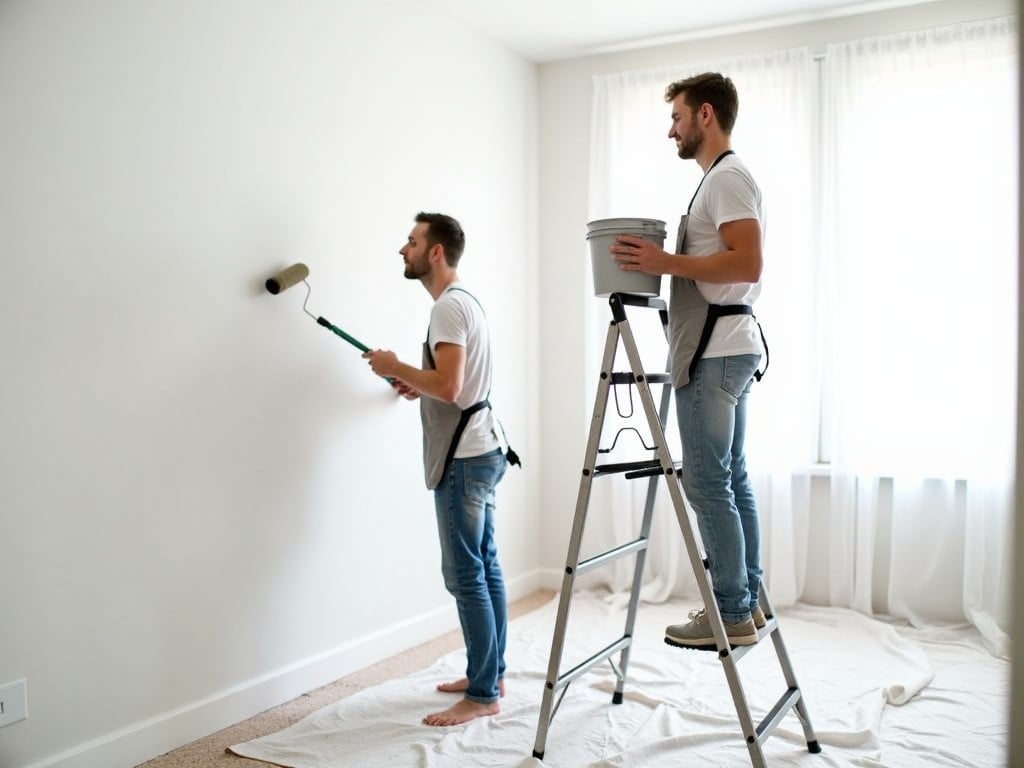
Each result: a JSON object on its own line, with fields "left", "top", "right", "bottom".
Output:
{"left": 316, "top": 316, "right": 394, "bottom": 384}
{"left": 316, "top": 316, "right": 370, "bottom": 352}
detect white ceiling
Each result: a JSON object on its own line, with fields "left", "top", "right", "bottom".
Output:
{"left": 420, "top": 0, "right": 942, "bottom": 61}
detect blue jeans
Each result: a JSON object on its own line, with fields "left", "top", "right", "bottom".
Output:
{"left": 433, "top": 448, "right": 508, "bottom": 704}
{"left": 675, "top": 354, "right": 762, "bottom": 624}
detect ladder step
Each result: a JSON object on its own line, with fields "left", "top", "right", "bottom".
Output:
{"left": 593, "top": 460, "right": 679, "bottom": 479}
{"left": 552, "top": 636, "right": 632, "bottom": 692}
{"left": 592, "top": 459, "right": 681, "bottom": 479}
{"left": 755, "top": 687, "right": 803, "bottom": 745}
{"left": 592, "top": 459, "right": 662, "bottom": 477}
{"left": 611, "top": 293, "right": 667, "bottom": 311}
{"left": 576, "top": 538, "right": 648, "bottom": 576}
{"left": 625, "top": 462, "right": 680, "bottom": 480}
{"left": 731, "top": 617, "right": 777, "bottom": 661}
{"left": 610, "top": 371, "right": 671, "bottom": 385}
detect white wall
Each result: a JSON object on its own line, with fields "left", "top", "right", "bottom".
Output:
{"left": 0, "top": 2, "right": 540, "bottom": 766}
{"left": 2, "top": 0, "right": 1017, "bottom": 765}
{"left": 535, "top": 0, "right": 1017, "bottom": 602}
{"left": 1012, "top": 3, "right": 1023, "bottom": 763}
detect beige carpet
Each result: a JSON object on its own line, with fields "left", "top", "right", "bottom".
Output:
{"left": 136, "top": 590, "right": 556, "bottom": 768}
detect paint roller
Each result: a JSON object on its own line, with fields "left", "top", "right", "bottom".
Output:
{"left": 265, "top": 263, "right": 391, "bottom": 381}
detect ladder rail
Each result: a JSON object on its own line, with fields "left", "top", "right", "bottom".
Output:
{"left": 533, "top": 319, "right": 627, "bottom": 758}
{"left": 613, "top": 302, "right": 736, "bottom": 653}
{"left": 761, "top": 585, "right": 821, "bottom": 751}
{"left": 615, "top": 305, "right": 775, "bottom": 765}
{"left": 612, "top": 343, "right": 675, "bottom": 703}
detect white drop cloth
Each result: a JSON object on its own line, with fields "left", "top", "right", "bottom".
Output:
{"left": 229, "top": 594, "right": 1007, "bottom": 767}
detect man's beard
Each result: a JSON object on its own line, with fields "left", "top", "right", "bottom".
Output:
{"left": 677, "top": 125, "right": 703, "bottom": 159}
{"left": 404, "top": 257, "right": 431, "bottom": 280}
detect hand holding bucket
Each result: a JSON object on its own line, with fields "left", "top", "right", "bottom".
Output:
{"left": 586, "top": 218, "right": 666, "bottom": 297}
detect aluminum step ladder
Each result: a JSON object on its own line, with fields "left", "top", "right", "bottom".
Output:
{"left": 532, "top": 292, "right": 821, "bottom": 767}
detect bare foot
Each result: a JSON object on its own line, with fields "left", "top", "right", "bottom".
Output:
{"left": 436, "top": 677, "right": 506, "bottom": 697}
{"left": 422, "top": 699, "right": 500, "bottom": 726}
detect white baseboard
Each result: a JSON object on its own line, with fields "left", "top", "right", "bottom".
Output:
{"left": 26, "top": 569, "right": 551, "bottom": 768}
{"left": 536, "top": 567, "right": 563, "bottom": 591}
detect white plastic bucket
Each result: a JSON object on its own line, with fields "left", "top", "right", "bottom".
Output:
{"left": 586, "top": 217, "right": 666, "bottom": 297}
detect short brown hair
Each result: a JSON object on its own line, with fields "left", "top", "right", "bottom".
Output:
{"left": 665, "top": 72, "right": 739, "bottom": 134}
{"left": 415, "top": 212, "right": 465, "bottom": 267}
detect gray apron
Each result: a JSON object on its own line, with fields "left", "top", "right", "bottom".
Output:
{"left": 668, "top": 150, "right": 766, "bottom": 389}
{"left": 419, "top": 288, "right": 521, "bottom": 489}
{"left": 419, "top": 341, "right": 479, "bottom": 489}
{"left": 667, "top": 213, "right": 716, "bottom": 389}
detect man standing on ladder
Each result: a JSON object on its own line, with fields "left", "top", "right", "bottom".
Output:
{"left": 364, "top": 212, "right": 519, "bottom": 725}
{"left": 611, "top": 72, "right": 767, "bottom": 648}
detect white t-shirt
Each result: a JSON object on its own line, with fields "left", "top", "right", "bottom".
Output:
{"left": 427, "top": 283, "right": 502, "bottom": 458}
{"left": 684, "top": 155, "right": 765, "bottom": 357}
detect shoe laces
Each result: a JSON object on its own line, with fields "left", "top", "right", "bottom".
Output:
{"left": 687, "top": 608, "right": 708, "bottom": 624}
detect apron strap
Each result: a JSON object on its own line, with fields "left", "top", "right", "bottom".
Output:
{"left": 442, "top": 398, "right": 490, "bottom": 474}
{"left": 440, "top": 398, "right": 524, "bottom": 474}
{"left": 687, "top": 150, "right": 735, "bottom": 213}
{"left": 688, "top": 304, "right": 769, "bottom": 383}
{"left": 427, "top": 287, "right": 522, "bottom": 474}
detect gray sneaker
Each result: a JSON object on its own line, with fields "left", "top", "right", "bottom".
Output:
{"left": 752, "top": 604, "right": 768, "bottom": 629}
{"left": 665, "top": 608, "right": 758, "bottom": 648}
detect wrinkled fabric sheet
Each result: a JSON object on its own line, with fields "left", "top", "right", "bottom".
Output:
{"left": 230, "top": 594, "right": 1007, "bottom": 767}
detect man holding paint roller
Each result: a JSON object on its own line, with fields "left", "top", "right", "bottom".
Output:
{"left": 611, "top": 72, "right": 767, "bottom": 649}
{"left": 364, "top": 212, "right": 519, "bottom": 727}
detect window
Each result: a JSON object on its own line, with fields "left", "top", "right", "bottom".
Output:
{"left": 589, "top": 17, "right": 1018, "bottom": 479}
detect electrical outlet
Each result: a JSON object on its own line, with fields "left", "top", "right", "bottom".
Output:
{"left": 0, "top": 679, "right": 27, "bottom": 728}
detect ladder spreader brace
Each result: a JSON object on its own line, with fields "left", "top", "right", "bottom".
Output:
{"left": 532, "top": 292, "right": 821, "bottom": 767}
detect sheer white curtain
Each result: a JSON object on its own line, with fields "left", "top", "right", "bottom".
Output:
{"left": 821, "top": 17, "right": 1017, "bottom": 655}
{"left": 585, "top": 49, "right": 820, "bottom": 605}
{"left": 586, "top": 17, "right": 1017, "bottom": 654}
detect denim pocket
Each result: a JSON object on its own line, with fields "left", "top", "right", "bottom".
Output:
{"left": 721, "top": 354, "right": 761, "bottom": 399}
{"left": 462, "top": 452, "right": 506, "bottom": 505}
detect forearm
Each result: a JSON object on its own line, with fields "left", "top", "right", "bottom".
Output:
{"left": 612, "top": 223, "right": 762, "bottom": 284}
{"left": 365, "top": 343, "right": 465, "bottom": 402}
{"left": 660, "top": 249, "right": 762, "bottom": 284}
{"left": 387, "top": 362, "right": 460, "bottom": 403}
